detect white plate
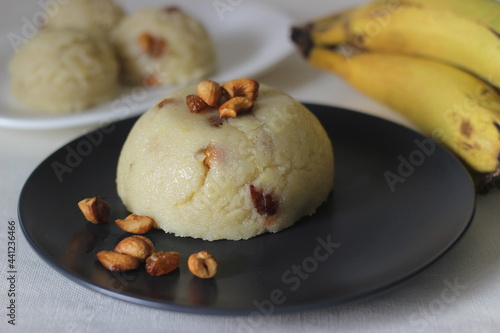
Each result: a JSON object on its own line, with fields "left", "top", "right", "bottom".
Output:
{"left": 0, "top": 0, "right": 294, "bottom": 130}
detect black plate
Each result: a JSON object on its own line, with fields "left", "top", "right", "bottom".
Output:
{"left": 18, "top": 104, "right": 475, "bottom": 315}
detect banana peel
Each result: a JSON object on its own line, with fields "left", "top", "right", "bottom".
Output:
{"left": 291, "top": 30, "right": 500, "bottom": 193}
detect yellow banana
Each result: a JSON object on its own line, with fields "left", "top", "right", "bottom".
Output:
{"left": 292, "top": 3, "right": 500, "bottom": 90}
{"left": 305, "top": 47, "right": 500, "bottom": 178}
{"left": 401, "top": 0, "right": 500, "bottom": 33}
{"left": 359, "top": 0, "right": 500, "bottom": 33}
{"left": 302, "top": 0, "right": 500, "bottom": 43}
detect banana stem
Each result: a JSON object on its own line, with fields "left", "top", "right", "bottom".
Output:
{"left": 291, "top": 8, "right": 350, "bottom": 56}
{"left": 291, "top": 26, "right": 314, "bottom": 58}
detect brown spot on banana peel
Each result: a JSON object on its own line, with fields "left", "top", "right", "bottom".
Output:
{"left": 460, "top": 120, "right": 473, "bottom": 138}
{"left": 479, "top": 88, "right": 490, "bottom": 98}
{"left": 351, "top": 33, "right": 368, "bottom": 49}
{"left": 458, "top": 142, "right": 480, "bottom": 151}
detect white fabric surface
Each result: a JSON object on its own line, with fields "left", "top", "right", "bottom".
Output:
{"left": 1, "top": 0, "right": 500, "bottom": 332}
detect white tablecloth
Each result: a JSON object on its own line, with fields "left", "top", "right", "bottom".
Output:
{"left": 1, "top": 1, "right": 500, "bottom": 332}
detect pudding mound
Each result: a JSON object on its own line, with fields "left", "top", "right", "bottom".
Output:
{"left": 116, "top": 81, "right": 334, "bottom": 240}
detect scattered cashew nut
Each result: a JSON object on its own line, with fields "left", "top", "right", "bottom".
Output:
{"left": 188, "top": 251, "right": 218, "bottom": 279}
{"left": 115, "top": 214, "right": 155, "bottom": 234}
{"left": 114, "top": 235, "right": 155, "bottom": 262}
{"left": 146, "top": 251, "right": 180, "bottom": 276}
{"left": 78, "top": 196, "right": 110, "bottom": 224}
{"left": 96, "top": 250, "right": 140, "bottom": 272}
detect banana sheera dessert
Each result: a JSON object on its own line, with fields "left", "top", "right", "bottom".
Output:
{"left": 41, "top": 0, "right": 124, "bottom": 32}
{"left": 8, "top": 29, "right": 119, "bottom": 114}
{"left": 7, "top": 3, "right": 216, "bottom": 114}
{"left": 112, "top": 6, "right": 216, "bottom": 87}
{"left": 116, "top": 78, "right": 334, "bottom": 241}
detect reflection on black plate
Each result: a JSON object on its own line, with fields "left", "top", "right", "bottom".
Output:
{"left": 18, "top": 104, "right": 475, "bottom": 315}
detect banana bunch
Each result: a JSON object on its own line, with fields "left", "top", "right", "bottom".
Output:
{"left": 291, "top": 0, "right": 500, "bottom": 191}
